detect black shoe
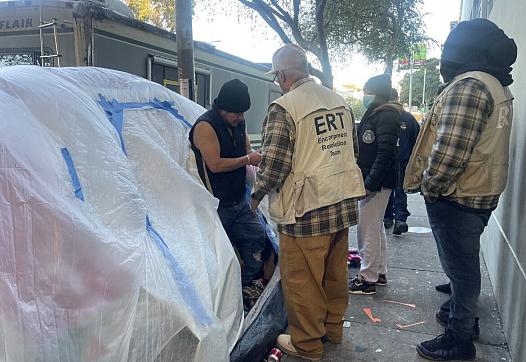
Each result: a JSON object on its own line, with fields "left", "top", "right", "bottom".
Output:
{"left": 417, "top": 330, "right": 476, "bottom": 361}
{"left": 384, "top": 218, "right": 394, "bottom": 229}
{"left": 435, "top": 282, "right": 452, "bottom": 294}
{"left": 377, "top": 273, "right": 387, "bottom": 286}
{"left": 392, "top": 220, "right": 409, "bottom": 235}
{"left": 436, "top": 312, "right": 480, "bottom": 340}
{"left": 348, "top": 275, "right": 376, "bottom": 295}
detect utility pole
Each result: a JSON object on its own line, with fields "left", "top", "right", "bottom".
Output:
{"left": 408, "top": 49, "right": 413, "bottom": 111}
{"left": 422, "top": 66, "right": 427, "bottom": 110}
{"left": 481, "top": 0, "right": 488, "bottom": 18}
{"left": 176, "top": 0, "right": 195, "bottom": 101}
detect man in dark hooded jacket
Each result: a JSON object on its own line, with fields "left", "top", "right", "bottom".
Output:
{"left": 404, "top": 19, "right": 517, "bottom": 361}
{"left": 384, "top": 88, "right": 420, "bottom": 235}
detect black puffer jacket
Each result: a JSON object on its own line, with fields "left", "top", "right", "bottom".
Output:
{"left": 357, "top": 101, "right": 402, "bottom": 191}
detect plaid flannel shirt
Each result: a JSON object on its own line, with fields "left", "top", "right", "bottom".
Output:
{"left": 252, "top": 78, "right": 359, "bottom": 237}
{"left": 422, "top": 78, "right": 500, "bottom": 210}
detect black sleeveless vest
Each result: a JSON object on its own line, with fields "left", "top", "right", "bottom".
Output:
{"left": 189, "top": 106, "right": 247, "bottom": 206}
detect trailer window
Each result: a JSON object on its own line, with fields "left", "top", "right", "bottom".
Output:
{"left": 151, "top": 60, "right": 210, "bottom": 108}
{"left": 196, "top": 72, "right": 210, "bottom": 108}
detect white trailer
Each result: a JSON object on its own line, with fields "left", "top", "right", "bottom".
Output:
{"left": 0, "top": 0, "right": 281, "bottom": 146}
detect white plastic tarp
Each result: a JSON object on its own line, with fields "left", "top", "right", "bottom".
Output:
{"left": 0, "top": 66, "right": 244, "bottom": 361}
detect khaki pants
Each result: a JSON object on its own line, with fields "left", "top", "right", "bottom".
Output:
{"left": 357, "top": 188, "right": 391, "bottom": 282}
{"left": 279, "top": 229, "right": 349, "bottom": 359}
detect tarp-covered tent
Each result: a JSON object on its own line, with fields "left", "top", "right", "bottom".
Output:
{"left": 0, "top": 66, "right": 247, "bottom": 361}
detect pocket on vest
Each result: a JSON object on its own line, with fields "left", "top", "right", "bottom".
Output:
{"left": 404, "top": 154, "right": 425, "bottom": 190}
{"left": 294, "top": 165, "right": 364, "bottom": 217}
{"left": 456, "top": 161, "right": 492, "bottom": 195}
{"left": 269, "top": 179, "right": 296, "bottom": 224}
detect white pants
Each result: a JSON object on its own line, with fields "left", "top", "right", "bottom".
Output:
{"left": 357, "top": 188, "right": 392, "bottom": 283}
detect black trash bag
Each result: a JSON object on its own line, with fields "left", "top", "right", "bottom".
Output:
{"left": 230, "top": 280, "right": 287, "bottom": 362}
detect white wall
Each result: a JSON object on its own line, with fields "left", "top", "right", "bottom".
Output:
{"left": 461, "top": 1, "right": 526, "bottom": 361}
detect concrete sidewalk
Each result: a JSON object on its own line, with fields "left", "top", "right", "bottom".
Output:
{"left": 282, "top": 194, "right": 511, "bottom": 362}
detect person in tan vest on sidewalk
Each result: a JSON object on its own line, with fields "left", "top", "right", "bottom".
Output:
{"left": 404, "top": 19, "right": 517, "bottom": 361}
{"left": 250, "top": 44, "right": 365, "bottom": 360}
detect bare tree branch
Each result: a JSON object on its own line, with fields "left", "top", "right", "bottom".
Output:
{"left": 293, "top": 0, "right": 300, "bottom": 27}
{"left": 238, "top": 0, "right": 293, "bottom": 44}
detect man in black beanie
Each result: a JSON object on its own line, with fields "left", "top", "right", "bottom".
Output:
{"left": 405, "top": 18, "right": 517, "bottom": 360}
{"left": 189, "top": 79, "right": 266, "bottom": 313}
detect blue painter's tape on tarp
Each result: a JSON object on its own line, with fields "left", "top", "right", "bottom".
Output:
{"left": 98, "top": 95, "right": 192, "bottom": 154}
{"left": 151, "top": 98, "right": 193, "bottom": 128}
{"left": 98, "top": 95, "right": 128, "bottom": 154}
{"left": 146, "top": 215, "right": 213, "bottom": 326}
{"left": 61, "top": 147, "right": 84, "bottom": 201}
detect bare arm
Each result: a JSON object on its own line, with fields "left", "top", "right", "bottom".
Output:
{"left": 193, "top": 122, "right": 250, "bottom": 173}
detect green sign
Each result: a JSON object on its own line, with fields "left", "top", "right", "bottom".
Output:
{"left": 398, "top": 44, "right": 427, "bottom": 70}
{"left": 413, "top": 44, "right": 427, "bottom": 66}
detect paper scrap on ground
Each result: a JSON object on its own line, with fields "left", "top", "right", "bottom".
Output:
{"left": 396, "top": 321, "right": 425, "bottom": 329}
{"left": 343, "top": 320, "right": 352, "bottom": 328}
{"left": 363, "top": 308, "right": 381, "bottom": 323}
{"left": 384, "top": 299, "right": 417, "bottom": 308}
{"left": 408, "top": 227, "right": 432, "bottom": 234}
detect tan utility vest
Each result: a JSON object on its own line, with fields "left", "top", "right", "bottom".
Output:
{"left": 267, "top": 79, "right": 366, "bottom": 225}
{"left": 404, "top": 71, "right": 514, "bottom": 197}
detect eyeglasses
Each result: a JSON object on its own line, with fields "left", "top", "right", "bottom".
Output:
{"left": 272, "top": 72, "right": 281, "bottom": 86}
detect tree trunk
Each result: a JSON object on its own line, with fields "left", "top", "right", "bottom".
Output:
{"left": 315, "top": 0, "right": 333, "bottom": 89}
{"left": 319, "top": 56, "right": 333, "bottom": 89}
{"left": 384, "top": 56, "right": 394, "bottom": 76}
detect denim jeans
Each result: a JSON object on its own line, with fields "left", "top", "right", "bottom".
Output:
{"left": 384, "top": 161, "right": 410, "bottom": 222}
{"left": 217, "top": 199, "right": 266, "bottom": 286}
{"left": 426, "top": 199, "right": 491, "bottom": 340}
{"left": 384, "top": 187, "right": 410, "bottom": 222}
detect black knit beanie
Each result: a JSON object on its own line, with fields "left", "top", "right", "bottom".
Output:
{"left": 215, "top": 79, "right": 251, "bottom": 113}
{"left": 364, "top": 74, "right": 392, "bottom": 99}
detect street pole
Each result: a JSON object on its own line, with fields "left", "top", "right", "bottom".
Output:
{"left": 408, "top": 49, "right": 413, "bottom": 111}
{"left": 176, "top": 0, "right": 195, "bottom": 101}
{"left": 422, "top": 66, "right": 427, "bottom": 109}
{"left": 481, "top": 0, "right": 488, "bottom": 18}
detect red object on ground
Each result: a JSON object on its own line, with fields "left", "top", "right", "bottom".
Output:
{"left": 363, "top": 307, "right": 381, "bottom": 323}
{"left": 347, "top": 251, "right": 362, "bottom": 267}
{"left": 268, "top": 348, "right": 283, "bottom": 361}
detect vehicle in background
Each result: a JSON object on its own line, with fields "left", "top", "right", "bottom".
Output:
{"left": 0, "top": 0, "right": 281, "bottom": 147}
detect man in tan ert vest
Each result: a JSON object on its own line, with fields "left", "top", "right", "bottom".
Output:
{"left": 250, "top": 44, "right": 365, "bottom": 360}
{"left": 404, "top": 19, "right": 517, "bottom": 361}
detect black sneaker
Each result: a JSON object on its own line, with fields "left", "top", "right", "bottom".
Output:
{"left": 384, "top": 218, "right": 394, "bottom": 229}
{"left": 393, "top": 220, "right": 409, "bottom": 235}
{"left": 377, "top": 274, "right": 387, "bottom": 286}
{"left": 436, "top": 311, "right": 480, "bottom": 340}
{"left": 435, "top": 282, "right": 452, "bottom": 294}
{"left": 349, "top": 275, "right": 376, "bottom": 295}
{"left": 416, "top": 330, "right": 476, "bottom": 361}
